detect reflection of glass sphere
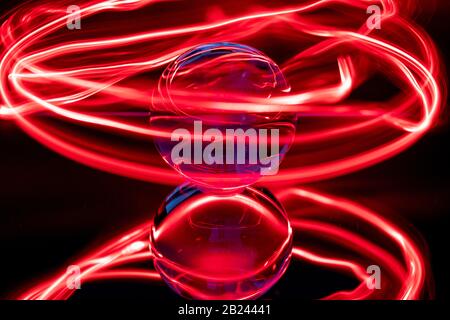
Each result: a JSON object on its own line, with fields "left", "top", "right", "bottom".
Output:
{"left": 150, "top": 183, "right": 293, "bottom": 299}
{"left": 151, "top": 42, "right": 296, "bottom": 192}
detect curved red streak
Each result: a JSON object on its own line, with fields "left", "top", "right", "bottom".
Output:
{"left": 0, "top": 0, "right": 445, "bottom": 185}
{"left": 17, "top": 187, "right": 426, "bottom": 300}
{"left": 277, "top": 188, "right": 425, "bottom": 299}
{"left": 0, "top": 0, "right": 441, "bottom": 300}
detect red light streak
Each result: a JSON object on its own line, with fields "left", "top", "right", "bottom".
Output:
{"left": 0, "top": 0, "right": 444, "bottom": 300}
{"left": 18, "top": 188, "right": 426, "bottom": 300}
{"left": 0, "top": 0, "right": 444, "bottom": 185}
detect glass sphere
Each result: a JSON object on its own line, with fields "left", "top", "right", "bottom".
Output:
{"left": 150, "top": 42, "right": 296, "bottom": 192}
{"left": 150, "top": 183, "right": 293, "bottom": 299}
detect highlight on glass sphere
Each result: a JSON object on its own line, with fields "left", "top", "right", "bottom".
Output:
{"left": 150, "top": 42, "right": 297, "bottom": 192}
{"left": 150, "top": 183, "right": 293, "bottom": 300}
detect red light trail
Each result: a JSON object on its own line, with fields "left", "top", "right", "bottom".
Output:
{"left": 19, "top": 188, "right": 426, "bottom": 300}
{"left": 0, "top": 0, "right": 445, "bottom": 300}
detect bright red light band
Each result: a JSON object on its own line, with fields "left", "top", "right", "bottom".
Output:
{"left": 18, "top": 188, "right": 426, "bottom": 300}
{"left": 0, "top": 0, "right": 444, "bottom": 300}
{"left": 0, "top": 0, "right": 444, "bottom": 185}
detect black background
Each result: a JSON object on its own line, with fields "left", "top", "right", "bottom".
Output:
{"left": 0, "top": 0, "right": 449, "bottom": 302}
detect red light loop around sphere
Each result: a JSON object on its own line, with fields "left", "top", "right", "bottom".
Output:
{"left": 0, "top": 0, "right": 443, "bottom": 301}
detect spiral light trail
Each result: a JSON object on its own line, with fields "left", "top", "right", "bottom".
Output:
{"left": 0, "top": 0, "right": 445, "bottom": 300}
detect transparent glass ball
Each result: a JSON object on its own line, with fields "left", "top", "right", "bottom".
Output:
{"left": 150, "top": 42, "right": 296, "bottom": 192}
{"left": 150, "top": 183, "right": 293, "bottom": 299}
